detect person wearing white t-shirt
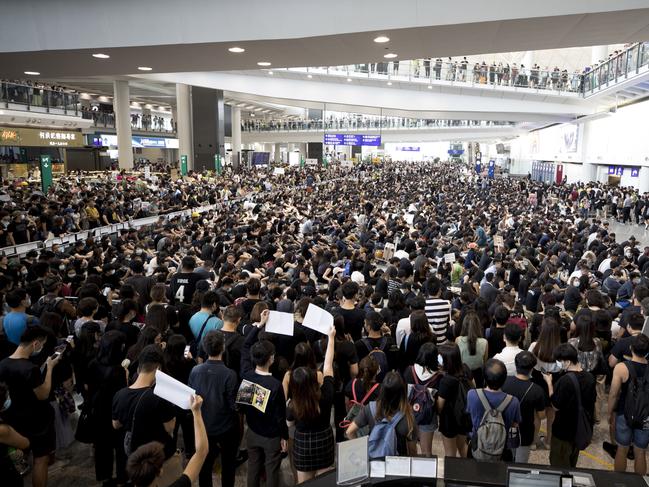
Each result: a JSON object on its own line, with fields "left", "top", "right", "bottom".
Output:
{"left": 395, "top": 295, "right": 427, "bottom": 348}
{"left": 493, "top": 323, "right": 524, "bottom": 376}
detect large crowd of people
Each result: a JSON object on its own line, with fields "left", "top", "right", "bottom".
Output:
{"left": 0, "top": 161, "right": 648, "bottom": 487}
{"left": 0, "top": 80, "right": 79, "bottom": 109}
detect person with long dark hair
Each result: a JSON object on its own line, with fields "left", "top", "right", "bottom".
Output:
{"left": 346, "top": 371, "right": 418, "bottom": 455}
{"left": 529, "top": 318, "right": 562, "bottom": 449}
{"left": 402, "top": 342, "right": 441, "bottom": 457}
{"left": 164, "top": 334, "right": 196, "bottom": 457}
{"left": 437, "top": 343, "right": 474, "bottom": 457}
{"left": 85, "top": 330, "right": 128, "bottom": 485}
{"left": 286, "top": 325, "right": 335, "bottom": 484}
{"left": 400, "top": 310, "right": 434, "bottom": 370}
{"left": 455, "top": 312, "right": 488, "bottom": 387}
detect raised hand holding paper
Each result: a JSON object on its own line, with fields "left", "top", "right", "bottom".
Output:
{"left": 266, "top": 310, "right": 294, "bottom": 336}
{"left": 154, "top": 369, "right": 196, "bottom": 409}
{"left": 302, "top": 303, "right": 334, "bottom": 335}
{"left": 444, "top": 253, "right": 455, "bottom": 264}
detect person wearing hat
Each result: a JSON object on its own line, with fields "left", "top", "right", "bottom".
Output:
{"left": 464, "top": 242, "right": 479, "bottom": 270}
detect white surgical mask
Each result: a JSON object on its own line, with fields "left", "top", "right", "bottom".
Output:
{"left": 437, "top": 355, "right": 444, "bottom": 367}
{"left": 1, "top": 394, "right": 10, "bottom": 412}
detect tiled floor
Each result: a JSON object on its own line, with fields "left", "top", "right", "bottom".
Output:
{"left": 31, "top": 220, "right": 649, "bottom": 486}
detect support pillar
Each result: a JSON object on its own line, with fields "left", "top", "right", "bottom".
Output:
{"left": 274, "top": 143, "right": 281, "bottom": 164}
{"left": 231, "top": 106, "right": 242, "bottom": 170}
{"left": 591, "top": 45, "right": 609, "bottom": 65}
{"left": 113, "top": 80, "right": 133, "bottom": 170}
{"left": 521, "top": 51, "right": 534, "bottom": 69}
{"left": 175, "top": 83, "right": 193, "bottom": 169}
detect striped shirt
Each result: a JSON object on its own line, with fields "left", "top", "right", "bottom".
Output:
{"left": 425, "top": 297, "right": 452, "bottom": 345}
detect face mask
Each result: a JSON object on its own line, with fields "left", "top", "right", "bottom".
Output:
{"left": 437, "top": 355, "right": 444, "bottom": 367}
{"left": 24, "top": 297, "right": 31, "bottom": 308}
{"left": 1, "top": 395, "right": 10, "bottom": 412}
{"left": 555, "top": 360, "right": 565, "bottom": 371}
{"left": 21, "top": 270, "right": 28, "bottom": 276}
{"left": 68, "top": 273, "right": 76, "bottom": 279}
{"left": 59, "top": 264, "right": 66, "bottom": 271}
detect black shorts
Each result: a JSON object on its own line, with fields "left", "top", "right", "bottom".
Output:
{"left": 27, "top": 422, "right": 56, "bottom": 458}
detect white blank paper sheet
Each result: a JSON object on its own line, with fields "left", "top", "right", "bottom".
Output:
{"left": 154, "top": 369, "right": 196, "bottom": 409}
{"left": 266, "top": 311, "right": 294, "bottom": 336}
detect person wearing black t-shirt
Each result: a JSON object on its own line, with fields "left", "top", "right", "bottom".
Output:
{"left": 502, "top": 351, "right": 546, "bottom": 463}
{"left": 240, "top": 313, "right": 288, "bottom": 487}
{"left": 126, "top": 394, "right": 208, "bottom": 487}
{"left": 188, "top": 331, "right": 239, "bottom": 487}
{"left": 169, "top": 257, "right": 203, "bottom": 306}
{"left": 6, "top": 213, "right": 29, "bottom": 246}
{"left": 338, "top": 281, "right": 366, "bottom": 341}
{"left": 0, "top": 326, "right": 61, "bottom": 487}
{"left": 609, "top": 313, "right": 645, "bottom": 369}
{"left": 355, "top": 310, "right": 397, "bottom": 372}
{"left": 548, "top": 344, "right": 596, "bottom": 468}
{"left": 488, "top": 306, "right": 510, "bottom": 357}
{"left": 112, "top": 346, "right": 177, "bottom": 481}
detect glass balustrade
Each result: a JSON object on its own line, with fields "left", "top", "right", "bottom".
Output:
{"left": 582, "top": 42, "right": 649, "bottom": 95}
{"left": 0, "top": 81, "right": 79, "bottom": 115}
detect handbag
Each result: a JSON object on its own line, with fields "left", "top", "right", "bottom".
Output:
{"left": 74, "top": 402, "right": 95, "bottom": 444}
{"left": 124, "top": 388, "right": 150, "bottom": 456}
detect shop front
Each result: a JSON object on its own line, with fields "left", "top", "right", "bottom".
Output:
{"left": 0, "top": 126, "right": 84, "bottom": 178}
{"left": 89, "top": 133, "right": 179, "bottom": 169}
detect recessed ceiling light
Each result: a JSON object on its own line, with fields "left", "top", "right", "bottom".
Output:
{"left": 347, "top": 78, "right": 352, "bottom": 82}
{"left": 228, "top": 47, "right": 245, "bottom": 53}
{"left": 92, "top": 53, "right": 110, "bottom": 59}
{"left": 374, "top": 36, "right": 390, "bottom": 43}
{"left": 24, "top": 71, "right": 40, "bottom": 76}
{"left": 137, "top": 66, "right": 153, "bottom": 71}
{"left": 257, "top": 61, "right": 271, "bottom": 66}
{"left": 268, "top": 71, "right": 273, "bottom": 75}
{"left": 384, "top": 53, "right": 397, "bottom": 59}
{"left": 427, "top": 85, "right": 433, "bottom": 89}
{"left": 387, "top": 82, "right": 392, "bottom": 86}
{"left": 307, "top": 74, "right": 313, "bottom": 79}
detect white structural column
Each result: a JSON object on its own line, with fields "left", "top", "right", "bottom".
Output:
{"left": 591, "top": 45, "right": 609, "bottom": 65}
{"left": 175, "top": 83, "right": 193, "bottom": 169}
{"left": 274, "top": 143, "right": 281, "bottom": 164}
{"left": 113, "top": 80, "right": 133, "bottom": 170}
{"left": 231, "top": 106, "right": 242, "bottom": 169}
{"left": 521, "top": 51, "right": 534, "bottom": 68}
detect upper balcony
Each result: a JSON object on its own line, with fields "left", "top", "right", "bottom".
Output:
{"left": 1, "top": 81, "right": 79, "bottom": 116}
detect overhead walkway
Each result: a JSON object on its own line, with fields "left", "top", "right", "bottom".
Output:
{"left": 2, "top": 0, "right": 649, "bottom": 78}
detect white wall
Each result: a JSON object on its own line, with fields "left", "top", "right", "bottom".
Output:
{"left": 510, "top": 99, "right": 649, "bottom": 192}
{"left": 384, "top": 142, "right": 453, "bottom": 161}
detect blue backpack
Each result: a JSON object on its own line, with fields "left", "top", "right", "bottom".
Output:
{"left": 367, "top": 402, "right": 404, "bottom": 459}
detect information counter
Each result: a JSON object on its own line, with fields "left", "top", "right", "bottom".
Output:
{"left": 303, "top": 457, "right": 646, "bottom": 487}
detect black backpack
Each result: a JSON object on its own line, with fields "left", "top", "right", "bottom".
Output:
{"left": 624, "top": 362, "right": 649, "bottom": 430}
{"left": 452, "top": 376, "right": 473, "bottom": 434}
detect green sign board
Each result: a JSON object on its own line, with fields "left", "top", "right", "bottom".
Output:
{"left": 180, "top": 155, "right": 188, "bottom": 176}
{"left": 214, "top": 154, "right": 223, "bottom": 175}
{"left": 40, "top": 155, "right": 52, "bottom": 192}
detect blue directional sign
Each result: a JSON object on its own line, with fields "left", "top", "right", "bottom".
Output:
{"left": 323, "top": 134, "right": 382, "bottom": 146}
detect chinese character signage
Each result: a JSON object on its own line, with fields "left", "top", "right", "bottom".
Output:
{"left": 0, "top": 126, "right": 83, "bottom": 147}
{"left": 180, "top": 155, "right": 188, "bottom": 176}
{"left": 323, "top": 134, "right": 382, "bottom": 146}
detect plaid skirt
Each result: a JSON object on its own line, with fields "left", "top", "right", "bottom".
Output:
{"left": 293, "top": 426, "right": 334, "bottom": 472}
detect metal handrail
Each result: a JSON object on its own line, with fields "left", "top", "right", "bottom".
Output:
{"left": 0, "top": 81, "right": 79, "bottom": 115}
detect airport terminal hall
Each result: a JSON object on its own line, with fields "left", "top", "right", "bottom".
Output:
{"left": 5, "top": 2, "right": 649, "bottom": 487}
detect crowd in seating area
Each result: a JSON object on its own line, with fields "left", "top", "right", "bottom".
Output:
{"left": 241, "top": 116, "right": 515, "bottom": 132}
{"left": 0, "top": 162, "right": 649, "bottom": 487}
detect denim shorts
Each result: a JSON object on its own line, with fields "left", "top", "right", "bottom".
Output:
{"left": 616, "top": 414, "right": 649, "bottom": 449}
